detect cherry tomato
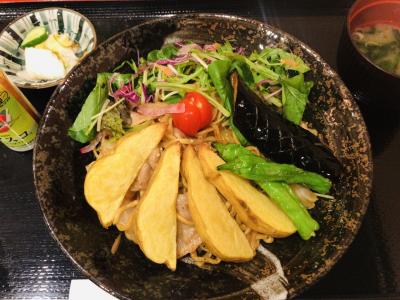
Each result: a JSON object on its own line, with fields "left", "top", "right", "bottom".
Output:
{"left": 172, "top": 97, "right": 201, "bottom": 136}
{"left": 184, "top": 92, "right": 213, "bottom": 129}
{"left": 172, "top": 92, "right": 213, "bottom": 137}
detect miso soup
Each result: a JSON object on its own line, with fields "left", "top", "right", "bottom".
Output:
{"left": 352, "top": 24, "right": 400, "bottom": 76}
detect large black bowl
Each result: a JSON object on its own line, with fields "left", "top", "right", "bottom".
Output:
{"left": 33, "top": 14, "right": 372, "bottom": 299}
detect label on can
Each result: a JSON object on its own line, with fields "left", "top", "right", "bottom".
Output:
{"left": 0, "top": 71, "right": 40, "bottom": 152}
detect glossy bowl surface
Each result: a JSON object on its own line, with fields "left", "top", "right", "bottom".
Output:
{"left": 33, "top": 14, "right": 372, "bottom": 299}
{"left": 0, "top": 7, "right": 97, "bottom": 89}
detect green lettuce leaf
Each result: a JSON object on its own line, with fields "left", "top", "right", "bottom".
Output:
{"left": 282, "top": 82, "right": 308, "bottom": 125}
{"left": 68, "top": 73, "right": 109, "bottom": 143}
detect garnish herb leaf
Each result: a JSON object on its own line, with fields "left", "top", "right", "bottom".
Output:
{"left": 164, "top": 94, "right": 182, "bottom": 104}
{"left": 147, "top": 45, "right": 178, "bottom": 62}
{"left": 231, "top": 59, "right": 254, "bottom": 86}
{"left": 282, "top": 82, "right": 308, "bottom": 125}
{"left": 283, "top": 73, "right": 313, "bottom": 94}
{"left": 113, "top": 59, "right": 138, "bottom": 73}
{"left": 111, "top": 73, "right": 132, "bottom": 90}
{"left": 279, "top": 52, "right": 310, "bottom": 73}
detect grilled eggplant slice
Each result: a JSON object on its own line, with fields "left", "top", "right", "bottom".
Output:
{"left": 233, "top": 79, "right": 342, "bottom": 180}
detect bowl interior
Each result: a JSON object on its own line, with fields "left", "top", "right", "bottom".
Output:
{"left": 33, "top": 15, "right": 372, "bottom": 299}
{"left": 0, "top": 7, "right": 96, "bottom": 89}
{"left": 349, "top": 0, "right": 400, "bottom": 30}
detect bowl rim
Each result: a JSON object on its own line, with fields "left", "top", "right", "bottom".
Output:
{"left": 346, "top": 0, "right": 400, "bottom": 80}
{"left": 0, "top": 6, "right": 98, "bottom": 89}
{"left": 33, "top": 13, "right": 373, "bottom": 300}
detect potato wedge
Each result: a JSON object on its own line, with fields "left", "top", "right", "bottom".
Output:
{"left": 125, "top": 206, "right": 139, "bottom": 244}
{"left": 84, "top": 123, "right": 167, "bottom": 228}
{"left": 182, "top": 145, "right": 254, "bottom": 261}
{"left": 198, "top": 144, "right": 296, "bottom": 237}
{"left": 135, "top": 143, "right": 181, "bottom": 270}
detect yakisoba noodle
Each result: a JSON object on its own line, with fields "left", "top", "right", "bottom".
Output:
{"left": 110, "top": 108, "right": 275, "bottom": 267}
{"left": 72, "top": 41, "right": 333, "bottom": 270}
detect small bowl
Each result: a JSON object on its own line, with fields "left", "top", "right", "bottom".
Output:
{"left": 0, "top": 7, "right": 97, "bottom": 89}
{"left": 337, "top": 0, "right": 400, "bottom": 108}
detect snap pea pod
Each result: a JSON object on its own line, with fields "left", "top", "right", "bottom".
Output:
{"left": 258, "top": 181, "right": 319, "bottom": 240}
{"left": 214, "top": 143, "right": 331, "bottom": 194}
{"left": 213, "top": 141, "right": 251, "bottom": 160}
{"left": 214, "top": 142, "right": 321, "bottom": 240}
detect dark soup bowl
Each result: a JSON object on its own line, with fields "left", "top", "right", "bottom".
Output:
{"left": 33, "top": 14, "right": 372, "bottom": 299}
{"left": 338, "top": 0, "right": 400, "bottom": 108}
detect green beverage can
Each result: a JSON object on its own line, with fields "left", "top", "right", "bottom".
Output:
{"left": 0, "top": 70, "right": 40, "bottom": 151}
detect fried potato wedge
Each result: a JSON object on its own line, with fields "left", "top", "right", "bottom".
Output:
{"left": 125, "top": 206, "right": 139, "bottom": 244}
{"left": 135, "top": 143, "right": 181, "bottom": 270}
{"left": 198, "top": 144, "right": 296, "bottom": 238}
{"left": 84, "top": 123, "right": 167, "bottom": 228}
{"left": 182, "top": 145, "right": 254, "bottom": 261}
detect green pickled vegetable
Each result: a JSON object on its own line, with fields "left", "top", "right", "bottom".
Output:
{"left": 21, "top": 26, "right": 48, "bottom": 48}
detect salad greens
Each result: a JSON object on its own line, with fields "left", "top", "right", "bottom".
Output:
{"left": 69, "top": 41, "right": 315, "bottom": 144}
{"left": 214, "top": 142, "right": 321, "bottom": 240}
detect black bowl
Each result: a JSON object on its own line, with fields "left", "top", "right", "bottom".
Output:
{"left": 337, "top": 0, "right": 400, "bottom": 109}
{"left": 33, "top": 14, "right": 372, "bottom": 299}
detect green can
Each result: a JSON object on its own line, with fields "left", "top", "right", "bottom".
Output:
{"left": 0, "top": 70, "right": 40, "bottom": 151}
